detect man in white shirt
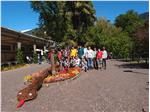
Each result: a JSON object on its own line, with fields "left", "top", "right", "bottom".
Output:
{"left": 102, "top": 47, "right": 108, "bottom": 69}
{"left": 86, "top": 47, "right": 94, "bottom": 69}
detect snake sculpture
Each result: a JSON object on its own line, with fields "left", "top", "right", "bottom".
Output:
{"left": 16, "top": 64, "right": 80, "bottom": 108}
{"left": 16, "top": 64, "right": 61, "bottom": 108}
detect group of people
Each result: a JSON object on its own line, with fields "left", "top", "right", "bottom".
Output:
{"left": 48, "top": 46, "right": 108, "bottom": 72}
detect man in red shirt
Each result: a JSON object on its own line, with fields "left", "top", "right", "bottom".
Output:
{"left": 96, "top": 49, "right": 103, "bottom": 70}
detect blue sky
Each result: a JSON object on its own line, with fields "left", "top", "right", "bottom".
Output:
{"left": 1, "top": 1, "right": 149, "bottom": 31}
{"left": 93, "top": 1, "right": 149, "bottom": 22}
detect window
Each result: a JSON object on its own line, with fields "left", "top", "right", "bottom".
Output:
{"left": 29, "top": 47, "right": 33, "bottom": 51}
{"left": 21, "top": 47, "right": 25, "bottom": 51}
{"left": 13, "top": 45, "right": 17, "bottom": 50}
{"left": 2, "top": 45, "right": 11, "bottom": 51}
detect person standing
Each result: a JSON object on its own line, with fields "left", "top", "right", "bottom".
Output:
{"left": 57, "top": 49, "right": 63, "bottom": 70}
{"left": 78, "top": 46, "right": 84, "bottom": 65}
{"left": 70, "top": 46, "right": 78, "bottom": 58}
{"left": 96, "top": 49, "right": 103, "bottom": 70}
{"left": 86, "top": 46, "right": 94, "bottom": 70}
{"left": 102, "top": 47, "right": 108, "bottom": 69}
{"left": 38, "top": 54, "right": 41, "bottom": 64}
{"left": 48, "top": 51, "right": 52, "bottom": 64}
{"left": 78, "top": 46, "right": 84, "bottom": 59}
{"left": 93, "top": 47, "right": 97, "bottom": 69}
{"left": 83, "top": 46, "right": 87, "bottom": 58}
{"left": 57, "top": 49, "right": 62, "bottom": 62}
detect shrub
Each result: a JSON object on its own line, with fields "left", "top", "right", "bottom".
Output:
{"left": 16, "top": 48, "right": 24, "bottom": 64}
{"left": 33, "top": 52, "right": 38, "bottom": 63}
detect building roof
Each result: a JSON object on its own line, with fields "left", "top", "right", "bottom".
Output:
{"left": 1, "top": 26, "right": 53, "bottom": 43}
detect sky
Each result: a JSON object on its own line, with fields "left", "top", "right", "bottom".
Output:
{"left": 1, "top": 1, "right": 149, "bottom": 31}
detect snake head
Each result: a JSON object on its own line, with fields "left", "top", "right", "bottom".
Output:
{"left": 17, "top": 84, "right": 38, "bottom": 102}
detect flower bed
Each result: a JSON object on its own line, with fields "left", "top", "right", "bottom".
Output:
{"left": 24, "top": 67, "right": 81, "bottom": 84}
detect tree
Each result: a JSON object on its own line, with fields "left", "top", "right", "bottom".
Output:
{"left": 30, "top": 1, "right": 96, "bottom": 45}
{"left": 31, "top": 1, "right": 66, "bottom": 42}
{"left": 65, "top": 2, "right": 96, "bottom": 35}
{"left": 133, "top": 20, "right": 149, "bottom": 59}
{"left": 115, "top": 10, "right": 145, "bottom": 60}
{"left": 32, "top": 27, "right": 47, "bottom": 39}
{"left": 86, "top": 18, "right": 132, "bottom": 58}
{"left": 33, "top": 52, "right": 38, "bottom": 63}
{"left": 115, "top": 10, "right": 143, "bottom": 35}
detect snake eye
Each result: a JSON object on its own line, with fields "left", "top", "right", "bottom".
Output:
{"left": 18, "top": 92, "right": 22, "bottom": 95}
{"left": 29, "top": 93, "right": 32, "bottom": 96}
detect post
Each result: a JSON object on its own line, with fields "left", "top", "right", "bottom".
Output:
{"left": 17, "top": 42, "right": 21, "bottom": 49}
{"left": 33, "top": 44, "right": 36, "bottom": 53}
{"left": 44, "top": 46, "right": 46, "bottom": 52}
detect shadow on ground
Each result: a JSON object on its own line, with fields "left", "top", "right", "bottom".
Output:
{"left": 115, "top": 62, "right": 149, "bottom": 69}
{"left": 123, "top": 70, "right": 148, "bottom": 75}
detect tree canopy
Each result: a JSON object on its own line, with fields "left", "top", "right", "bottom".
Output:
{"left": 31, "top": 1, "right": 96, "bottom": 44}
{"left": 115, "top": 10, "right": 148, "bottom": 59}
{"left": 86, "top": 18, "right": 132, "bottom": 58}
{"left": 115, "top": 10, "right": 143, "bottom": 35}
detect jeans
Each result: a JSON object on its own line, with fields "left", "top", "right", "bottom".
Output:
{"left": 102, "top": 58, "right": 107, "bottom": 69}
{"left": 97, "top": 58, "right": 102, "bottom": 69}
{"left": 93, "top": 57, "right": 98, "bottom": 69}
{"left": 87, "top": 58, "right": 93, "bottom": 69}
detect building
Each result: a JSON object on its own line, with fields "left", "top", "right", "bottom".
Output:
{"left": 1, "top": 27, "right": 54, "bottom": 64}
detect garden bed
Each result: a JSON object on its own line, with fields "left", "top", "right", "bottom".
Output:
{"left": 1, "top": 64, "right": 27, "bottom": 71}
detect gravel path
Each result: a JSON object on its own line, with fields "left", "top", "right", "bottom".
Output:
{"left": 1, "top": 60, "right": 149, "bottom": 112}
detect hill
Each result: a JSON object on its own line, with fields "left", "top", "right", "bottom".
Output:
{"left": 139, "top": 12, "right": 149, "bottom": 21}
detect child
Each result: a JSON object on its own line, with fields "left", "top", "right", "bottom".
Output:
{"left": 70, "top": 57, "right": 76, "bottom": 67}
{"left": 62, "top": 57, "right": 69, "bottom": 71}
{"left": 74, "top": 56, "right": 81, "bottom": 67}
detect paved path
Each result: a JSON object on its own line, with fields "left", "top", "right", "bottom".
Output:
{"left": 1, "top": 60, "right": 149, "bottom": 112}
